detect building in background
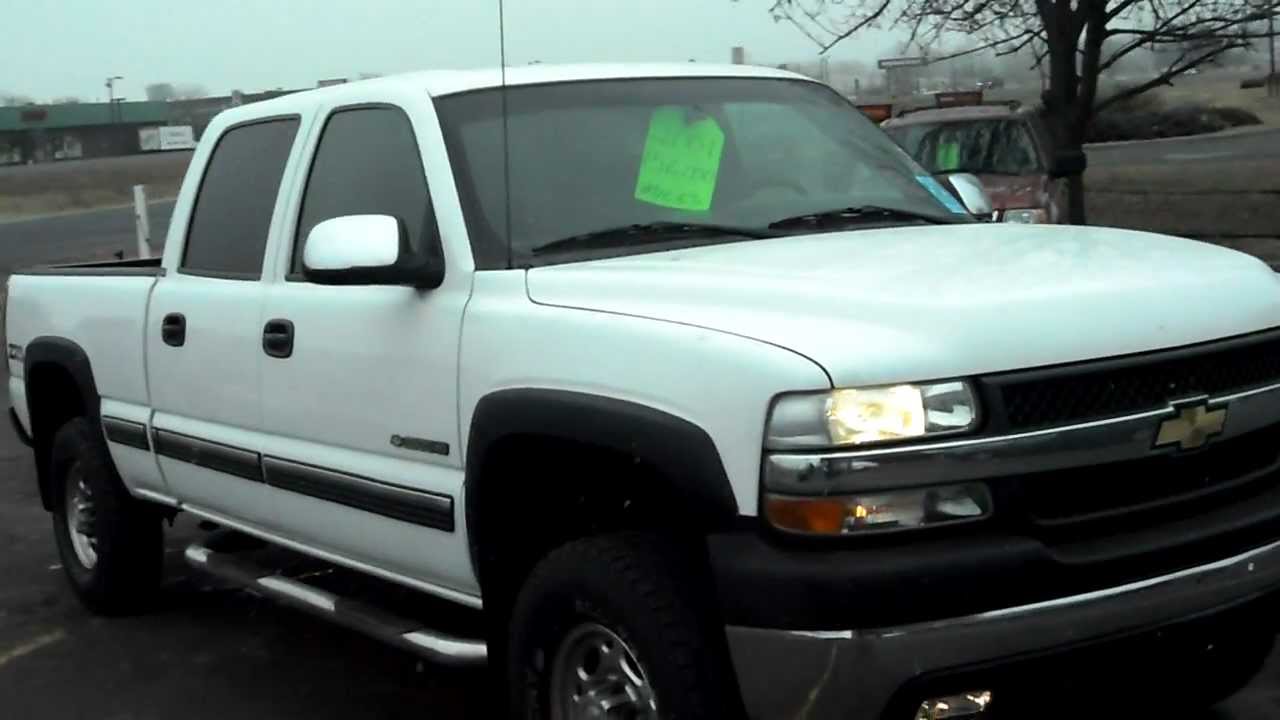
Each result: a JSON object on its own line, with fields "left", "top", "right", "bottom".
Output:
{"left": 166, "top": 89, "right": 303, "bottom": 139}
{"left": 0, "top": 101, "right": 170, "bottom": 164}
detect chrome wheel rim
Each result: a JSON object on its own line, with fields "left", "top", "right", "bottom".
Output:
{"left": 65, "top": 466, "right": 99, "bottom": 569}
{"left": 550, "top": 622, "right": 658, "bottom": 720}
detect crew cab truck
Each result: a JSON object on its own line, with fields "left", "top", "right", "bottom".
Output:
{"left": 7, "top": 64, "right": 1280, "bottom": 720}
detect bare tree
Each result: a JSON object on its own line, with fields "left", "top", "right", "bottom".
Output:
{"left": 51, "top": 96, "right": 82, "bottom": 104}
{"left": 771, "top": 0, "right": 1280, "bottom": 224}
{"left": 1, "top": 93, "right": 34, "bottom": 106}
{"left": 146, "top": 82, "right": 177, "bottom": 101}
{"left": 171, "top": 83, "right": 209, "bottom": 100}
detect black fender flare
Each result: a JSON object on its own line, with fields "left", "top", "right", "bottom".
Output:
{"left": 22, "top": 336, "right": 101, "bottom": 509}
{"left": 464, "top": 388, "right": 739, "bottom": 583}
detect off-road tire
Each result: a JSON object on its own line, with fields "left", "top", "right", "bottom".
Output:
{"left": 508, "top": 532, "right": 744, "bottom": 719}
{"left": 50, "top": 417, "right": 163, "bottom": 615}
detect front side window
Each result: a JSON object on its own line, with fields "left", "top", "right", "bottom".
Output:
{"left": 293, "top": 106, "right": 435, "bottom": 272}
{"left": 182, "top": 118, "right": 299, "bottom": 277}
{"left": 436, "top": 78, "right": 965, "bottom": 269}
{"left": 886, "top": 119, "right": 1043, "bottom": 177}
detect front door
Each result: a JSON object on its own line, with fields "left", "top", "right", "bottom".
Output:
{"left": 256, "top": 99, "right": 477, "bottom": 602}
{"left": 146, "top": 117, "right": 300, "bottom": 529}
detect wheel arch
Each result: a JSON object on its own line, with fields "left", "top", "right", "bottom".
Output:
{"left": 463, "top": 388, "right": 740, "bottom": 597}
{"left": 23, "top": 336, "right": 101, "bottom": 510}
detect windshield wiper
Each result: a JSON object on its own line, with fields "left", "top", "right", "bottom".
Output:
{"left": 531, "top": 221, "right": 779, "bottom": 255}
{"left": 767, "top": 205, "right": 964, "bottom": 230}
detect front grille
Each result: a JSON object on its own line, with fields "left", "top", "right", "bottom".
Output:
{"left": 1010, "top": 423, "right": 1280, "bottom": 529}
{"left": 994, "top": 330, "right": 1280, "bottom": 431}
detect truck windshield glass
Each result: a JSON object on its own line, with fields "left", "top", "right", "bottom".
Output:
{"left": 886, "top": 119, "right": 1042, "bottom": 176}
{"left": 436, "top": 78, "right": 965, "bottom": 268}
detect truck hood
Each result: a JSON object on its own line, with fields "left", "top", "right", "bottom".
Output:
{"left": 526, "top": 224, "right": 1280, "bottom": 387}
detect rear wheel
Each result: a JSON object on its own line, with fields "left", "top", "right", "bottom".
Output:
{"left": 51, "top": 417, "right": 163, "bottom": 614}
{"left": 508, "top": 533, "right": 743, "bottom": 720}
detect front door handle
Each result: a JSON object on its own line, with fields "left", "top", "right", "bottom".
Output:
{"left": 161, "top": 313, "right": 186, "bottom": 347}
{"left": 262, "top": 319, "right": 294, "bottom": 359}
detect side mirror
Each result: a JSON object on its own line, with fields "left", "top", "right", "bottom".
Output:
{"left": 1049, "top": 149, "right": 1087, "bottom": 179}
{"left": 302, "top": 215, "right": 444, "bottom": 288}
{"left": 944, "top": 173, "right": 994, "bottom": 218}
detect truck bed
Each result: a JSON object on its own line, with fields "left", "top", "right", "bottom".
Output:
{"left": 5, "top": 263, "right": 159, "bottom": 435}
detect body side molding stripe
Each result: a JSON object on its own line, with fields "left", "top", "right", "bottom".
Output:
{"left": 102, "top": 416, "right": 151, "bottom": 450}
{"left": 152, "top": 429, "right": 264, "bottom": 482}
{"left": 262, "top": 456, "right": 455, "bottom": 532}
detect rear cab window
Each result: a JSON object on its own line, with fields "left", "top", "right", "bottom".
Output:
{"left": 180, "top": 118, "right": 300, "bottom": 279}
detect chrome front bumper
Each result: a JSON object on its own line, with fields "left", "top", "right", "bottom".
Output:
{"left": 725, "top": 537, "right": 1280, "bottom": 719}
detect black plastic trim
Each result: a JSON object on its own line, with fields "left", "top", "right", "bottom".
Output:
{"left": 9, "top": 407, "right": 32, "bottom": 447}
{"left": 262, "top": 456, "right": 454, "bottom": 532}
{"left": 152, "top": 429, "right": 263, "bottom": 482}
{"left": 22, "top": 337, "right": 101, "bottom": 510}
{"left": 101, "top": 416, "right": 149, "bottom": 450}
{"left": 978, "top": 324, "right": 1280, "bottom": 435}
{"left": 465, "top": 388, "right": 738, "bottom": 578}
{"left": 710, "top": 471, "right": 1280, "bottom": 630}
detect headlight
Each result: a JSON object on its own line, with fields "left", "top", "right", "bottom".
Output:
{"left": 1002, "top": 208, "right": 1048, "bottom": 223}
{"left": 766, "top": 381, "right": 978, "bottom": 450}
{"left": 764, "top": 483, "right": 992, "bottom": 535}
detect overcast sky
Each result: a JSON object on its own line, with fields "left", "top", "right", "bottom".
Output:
{"left": 6, "top": 0, "right": 903, "bottom": 101}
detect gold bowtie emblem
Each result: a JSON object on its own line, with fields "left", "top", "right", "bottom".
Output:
{"left": 1155, "top": 404, "right": 1227, "bottom": 451}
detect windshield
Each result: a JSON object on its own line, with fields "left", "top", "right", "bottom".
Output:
{"left": 436, "top": 77, "right": 967, "bottom": 268}
{"left": 886, "top": 119, "right": 1043, "bottom": 176}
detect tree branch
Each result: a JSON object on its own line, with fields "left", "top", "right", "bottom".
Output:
{"left": 1095, "top": 42, "right": 1241, "bottom": 112}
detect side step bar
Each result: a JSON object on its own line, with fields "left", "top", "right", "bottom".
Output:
{"left": 184, "top": 541, "right": 487, "bottom": 668}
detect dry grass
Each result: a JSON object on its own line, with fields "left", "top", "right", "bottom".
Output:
{"left": 0, "top": 152, "right": 191, "bottom": 219}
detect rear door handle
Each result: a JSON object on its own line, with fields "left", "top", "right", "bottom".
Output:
{"left": 262, "top": 319, "right": 294, "bottom": 359}
{"left": 161, "top": 313, "right": 185, "bottom": 347}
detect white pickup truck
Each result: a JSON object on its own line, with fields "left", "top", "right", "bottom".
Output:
{"left": 7, "top": 63, "right": 1280, "bottom": 719}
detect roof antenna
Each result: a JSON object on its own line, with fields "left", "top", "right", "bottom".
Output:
{"left": 499, "top": 0, "right": 514, "bottom": 270}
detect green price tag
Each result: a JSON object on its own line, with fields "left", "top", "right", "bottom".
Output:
{"left": 634, "top": 107, "right": 725, "bottom": 211}
{"left": 936, "top": 140, "right": 961, "bottom": 171}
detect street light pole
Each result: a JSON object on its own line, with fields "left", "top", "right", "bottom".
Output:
{"left": 105, "top": 75, "right": 123, "bottom": 122}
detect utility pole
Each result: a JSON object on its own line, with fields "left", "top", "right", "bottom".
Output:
{"left": 105, "top": 75, "right": 123, "bottom": 122}
{"left": 1270, "top": 10, "right": 1276, "bottom": 82}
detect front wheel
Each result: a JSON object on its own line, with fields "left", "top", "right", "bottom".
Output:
{"left": 51, "top": 417, "right": 163, "bottom": 615}
{"left": 508, "top": 533, "right": 744, "bottom": 720}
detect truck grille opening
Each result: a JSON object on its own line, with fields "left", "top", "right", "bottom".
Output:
{"left": 993, "top": 331, "right": 1280, "bottom": 432}
{"left": 1012, "top": 423, "right": 1280, "bottom": 528}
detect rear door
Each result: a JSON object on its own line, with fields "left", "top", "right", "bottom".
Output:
{"left": 145, "top": 116, "right": 302, "bottom": 528}
{"left": 255, "top": 96, "right": 477, "bottom": 601}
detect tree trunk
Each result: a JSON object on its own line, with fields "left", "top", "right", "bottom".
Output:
{"left": 1067, "top": 172, "right": 1086, "bottom": 225}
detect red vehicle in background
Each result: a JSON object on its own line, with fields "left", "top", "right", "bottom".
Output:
{"left": 883, "top": 100, "right": 1076, "bottom": 223}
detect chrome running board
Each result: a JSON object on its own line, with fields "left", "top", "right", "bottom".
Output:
{"left": 183, "top": 540, "right": 486, "bottom": 668}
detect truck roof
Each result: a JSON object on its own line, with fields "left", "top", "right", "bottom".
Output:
{"left": 882, "top": 104, "right": 1028, "bottom": 127}
{"left": 224, "top": 63, "right": 814, "bottom": 123}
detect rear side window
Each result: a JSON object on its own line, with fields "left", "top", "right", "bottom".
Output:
{"left": 182, "top": 118, "right": 299, "bottom": 278}
{"left": 293, "top": 106, "right": 435, "bottom": 272}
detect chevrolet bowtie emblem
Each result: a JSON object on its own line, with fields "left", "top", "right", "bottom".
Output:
{"left": 1155, "top": 403, "right": 1227, "bottom": 451}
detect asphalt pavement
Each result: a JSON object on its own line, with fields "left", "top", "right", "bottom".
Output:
{"left": 0, "top": 200, "right": 175, "bottom": 274}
